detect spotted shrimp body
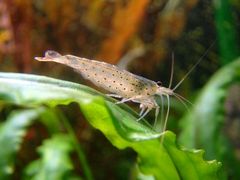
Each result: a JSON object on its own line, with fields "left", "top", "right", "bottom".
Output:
{"left": 36, "top": 43, "right": 214, "bottom": 130}
{"left": 35, "top": 50, "right": 176, "bottom": 126}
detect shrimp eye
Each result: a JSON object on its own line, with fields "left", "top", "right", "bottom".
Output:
{"left": 157, "top": 81, "right": 162, "bottom": 86}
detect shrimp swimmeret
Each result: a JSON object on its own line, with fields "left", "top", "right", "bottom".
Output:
{"left": 35, "top": 47, "right": 212, "bottom": 131}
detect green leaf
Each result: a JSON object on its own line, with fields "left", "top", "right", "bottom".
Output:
{"left": 24, "top": 134, "right": 80, "bottom": 180}
{"left": 0, "top": 73, "right": 157, "bottom": 140}
{"left": 179, "top": 58, "right": 240, "bottom": 178}
{"left": 0, "top": 72, "right": 221, "bottom": 179}
{"left": 0, "top": 108, "right": 44, "bottom": 179}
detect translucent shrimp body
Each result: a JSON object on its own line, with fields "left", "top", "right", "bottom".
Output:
{"left": 36, "top": 42, "right": 214, "bottom": 131}
{"left": 35, "top": 50, "right": 173, "bottom": 128}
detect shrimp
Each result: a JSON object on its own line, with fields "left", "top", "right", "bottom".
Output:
{"left": 35, "top": 45, "right": 213, "bottom": 131}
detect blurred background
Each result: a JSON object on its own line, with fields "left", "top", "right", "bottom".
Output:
{"left": 0, "top": 0, "right": 239, "bottom": 179}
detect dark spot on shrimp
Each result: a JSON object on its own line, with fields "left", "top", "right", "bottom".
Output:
{"left": 134, "top": 81, "right": 145, "bottom": 91}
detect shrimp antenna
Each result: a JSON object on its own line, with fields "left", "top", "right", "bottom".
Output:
{"left": 172, "top": 41, "right": 215, "bottom": 91}
{"left": 168, "top": 52, "right": 174, "bottom": 89}
{"left": 160, "top": 94, "right": 170, "bottom": 143}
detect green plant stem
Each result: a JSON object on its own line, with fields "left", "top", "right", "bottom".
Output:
{"left": 214, "top": 0, "right": 240, "bottom": 64}
{"left": 56, "top": 109, "right": 93, "bottom": 180}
